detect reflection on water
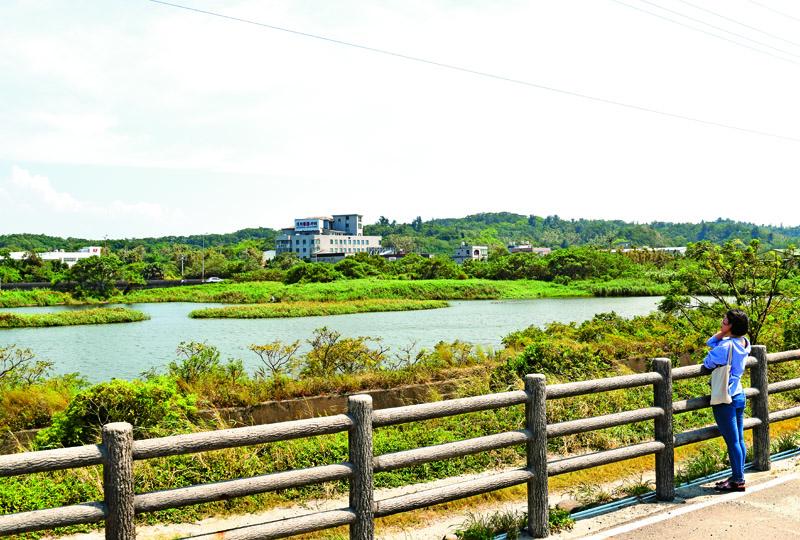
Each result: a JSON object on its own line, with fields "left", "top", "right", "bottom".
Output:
{"left": 0, "top": 297, "right": 663, "bottom": 381}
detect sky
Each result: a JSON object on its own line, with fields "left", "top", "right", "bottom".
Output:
{"left": 1, "top": 0, "right": 799, "bottom": 239}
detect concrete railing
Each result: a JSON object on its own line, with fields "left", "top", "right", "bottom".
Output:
{"left": 1, "top": 345, "right": 799, "bottom": 539}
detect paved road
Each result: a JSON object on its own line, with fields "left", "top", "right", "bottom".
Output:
{"left": 585, "top": 475, "right": 800, "bottom": 539}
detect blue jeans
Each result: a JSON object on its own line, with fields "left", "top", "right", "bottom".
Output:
{"left": 712, "top": 392, "right": 747, "bottom": 482}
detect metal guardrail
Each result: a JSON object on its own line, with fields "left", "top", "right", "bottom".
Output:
{"left": 1, "top": 346, "right": 799, "bottom": 539}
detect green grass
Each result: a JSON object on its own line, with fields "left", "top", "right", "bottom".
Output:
{"left": 0, "top": 289, "right": 76, "bottom": 308}
{"left": 189, "top": 299, "right": 449, "bottom": 319}
{"left": 580, "top": 277, "right": 670, "bottom": 297}
{"left": 0, "top": 307, "right": 149, "bottom": 328}
{"left": 111, "top": 279, "right": 589, "bottom": 305}
{"left": 0, "top": 277, "right": 663, "bottom": 308}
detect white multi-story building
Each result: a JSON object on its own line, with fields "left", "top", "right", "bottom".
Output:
{"left": 275, "top": 214, "right": 382, "bottom": 261}
{"left": 453, "top": 243, "right": 488, "bottom": 264}
{"left": 4, "top": 246, "right": 102, "bottom": 268}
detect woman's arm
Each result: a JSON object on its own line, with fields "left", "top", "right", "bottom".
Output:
{"left": 703, "top": 341, "right": 731, "bottom": 370}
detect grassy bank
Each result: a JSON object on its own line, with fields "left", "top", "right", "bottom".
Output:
{"left": 189, "top": 299, "right": 449, "bottom": 319}
{"left": 0, "top": 307, "right": 149, "bottom": 328}
{"left": 0, "top": 277, "right": 666, "bottom": 308}
{"left": 0, "top": 289, "right": 76, "bottom": 308}
{"left": 113, "top": 279, "right": 590, "bottom": 304}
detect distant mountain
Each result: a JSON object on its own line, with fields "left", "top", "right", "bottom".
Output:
{"left": 364, "top": 213, "right": 800, "bottom": 254}
{"left": 2, "top": 214, "right": 797, "bottom": 254}
{"left": 0, "top": 228, "right": 279, "bottom": 252}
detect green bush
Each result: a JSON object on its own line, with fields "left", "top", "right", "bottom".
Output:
{"left": 284, "top": 263, "right": 343, "bottom": 284}
{"left": 508, "top": 338, "right": 611, "bottom": 380}
{"left": 35, "top": 378, "right": 196, "bottom": 448}
{"left": 168, "top": 341, "right": 222, "bottom": 383}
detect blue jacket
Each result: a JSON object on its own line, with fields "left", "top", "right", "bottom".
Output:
{"left": 703, "top": 335, "right": 751, "bottom": 397}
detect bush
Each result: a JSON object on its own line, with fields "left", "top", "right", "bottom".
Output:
{"left": 507, "top": 338, "right": 611, "bottom": 380}
{"left": 232, "top": 268, "right": 286, "bottom": 282}
{"left": 301, "top": 327, "right": 387, "bottom": 377}
{"left": 168, "top": 341, "right": 222, "bottom": 384}
{"left": 35, "top": 378, "right": 196, "bottom": 448}
{"left": 283, "top": 263, "right": 343, "bottom": 284}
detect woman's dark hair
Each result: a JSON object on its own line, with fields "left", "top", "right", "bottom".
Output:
{"left": 726, "top": 309, "right": 749, "bottom": 337}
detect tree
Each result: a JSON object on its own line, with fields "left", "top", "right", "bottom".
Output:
{"left": 659, "top": 240, "right": 798, "bottom": 343}
{"left": 249, "top": 340, "right": 300, "bottom": 380}
{"left": 384, "top": 234, "right": 417, "bottom": 254}
{"left": 301, "top": 327, "right": 387, "bottom": 377}
{"left": 0, "top": 346, "right": 53, "bottom": 386}
{"left": 66, "top": 255, "right": 123, "bottom": 299}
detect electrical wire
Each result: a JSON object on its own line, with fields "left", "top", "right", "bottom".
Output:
{"left": 636, "top": 0, "right": 800, "bottom": 59}
{"left": 675, "top": 0, "right": 800, "bottom": 49}
{"left": 143, "top": 0, "right": 800, "bottom": 143}
{"left": 749, "top": 0, "right": 800, "bottom": 24}
{"left": 609, "top": 0, "right": 800, "bottom": 65}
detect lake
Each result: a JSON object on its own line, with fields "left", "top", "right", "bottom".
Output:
{"left": 0, "top": 297, "right": 663, "bottom": 381}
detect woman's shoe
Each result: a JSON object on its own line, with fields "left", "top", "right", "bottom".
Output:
{"left": 713, "top": 479, "right": 745, "bottom": 492}
{"left": 713, "top": 477, "right": 732, "bottom": 488}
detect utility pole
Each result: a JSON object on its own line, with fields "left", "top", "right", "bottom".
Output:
{"left": 201, "top": 234, "right": 205, "bottom": 282}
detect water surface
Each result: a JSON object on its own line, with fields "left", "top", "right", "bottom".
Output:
{"left": 0, "top": 297, "right": 662, "bottom": 381}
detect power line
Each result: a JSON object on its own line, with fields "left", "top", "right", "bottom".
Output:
{"left": 143, "top": 0, "right": 800, "bottom": 143}
{"left": 675, "top": 0, "right": 800, "bottom": 49}
{"left": 749, "top": 0, "right": 800, "bottom": 24}
{"left": 635, "top": 0, "right": 800, "bottom": 59}
{"left": 609, "top": 0, "right": 800, "bottom": 65}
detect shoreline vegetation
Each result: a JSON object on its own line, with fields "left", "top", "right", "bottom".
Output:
{"left": 0, "top": 277, "right": 668, "bottom": 309}
{"left": 189, "top": 299, "right": 449, "bottom": 319}
{"left": 0, "top": 307, "right": 149, "bottom": 329}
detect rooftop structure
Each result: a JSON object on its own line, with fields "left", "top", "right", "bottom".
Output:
{"left": 3, "top": 246, "right": 102, "bottom": 268}
{"left": 508, "top": 244, "right": 552, "bottom": 256}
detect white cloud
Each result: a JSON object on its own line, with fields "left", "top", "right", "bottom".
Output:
{"left": 3, "top": 166, "right": 187, "bottom": 237}
{"left": 1, "top": 1, "right": 799, "bottom": 231}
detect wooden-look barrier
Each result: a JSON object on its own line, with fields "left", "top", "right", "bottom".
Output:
{"left": 1, "top": 345, "right": 800, "bottom": 539}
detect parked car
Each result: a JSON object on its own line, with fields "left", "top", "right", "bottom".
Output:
{"left": 205, "top": 276, "right": 224, "bottom": 283}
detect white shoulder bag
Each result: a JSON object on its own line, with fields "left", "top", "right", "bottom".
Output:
{"left": 709, "top": 341, "right": 734, "bottom": 406}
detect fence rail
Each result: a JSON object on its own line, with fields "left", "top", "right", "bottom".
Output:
{"left": 1, "top": 346, "right": 800, "bottom": 539}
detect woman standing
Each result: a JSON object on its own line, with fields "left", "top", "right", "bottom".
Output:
{"left": 701, "top": 309, "right": 751, "bottom": 492}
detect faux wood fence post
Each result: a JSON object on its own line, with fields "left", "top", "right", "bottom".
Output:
{"left": 750, "top": 345, "right": 771, "bottom": 471}
{"left": 526, "top": 374, "right": 549, "bottom": 538}
{"left": 102, "top": 422, "right": 134, "bottom": 540}
{"left": 348, "top": 395, "right": 374, "bottom": 540}
{"left": 652, "top": 358, "right": 674, "bottom": 501}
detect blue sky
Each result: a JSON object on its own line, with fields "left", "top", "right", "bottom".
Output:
{"left": 2, "top": 0, "right": 799, "bottom": 239}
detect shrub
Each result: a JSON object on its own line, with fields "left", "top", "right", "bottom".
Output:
{"left": 35, "top": 378, "right": 196, "bottom": 448}
{"left": 168, "top": 341, "right": 222, "bottom": 384}
{"left": 284, "top": 263, "right": 343, "bottom": 284}
{"left": 232, "top": 268, "right": 286, "bottom": 282}
{"left": 301, "top": 327, "right": 387, "bottom": 377}
{"left": 507, "top": 338, "right": 611, "bottom": 380}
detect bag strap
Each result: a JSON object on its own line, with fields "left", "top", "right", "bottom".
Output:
{"left": 727, "top": 340, "right": 734, "bottom": 367}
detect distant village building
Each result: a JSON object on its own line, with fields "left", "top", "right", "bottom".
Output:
{"left": 616, "top": 246, "right": 687, "bottom": 255}
{"left": 508, "top": 244, "right": 551, "bottom": 256}
{"left": 261, "top": 250, "right": 276, "bottom": 264}
{"left": 453, "top": 243, "right": 488, "bottom": 264}
{"left": 4, "top": 246, "right": 102, "bottom": 268}
{"left": 275, "top": 214, "right": 382, "bottom": 262}
{"left": 379, "top": 251, "right": 434, "bottom": 262}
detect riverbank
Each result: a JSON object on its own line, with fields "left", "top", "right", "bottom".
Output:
{"left": 189, "top": 299, "right": 449, "bottom": 318}
{"left": 0, "top": 307, "right": 149, "bottom": 329}
{"left": 0, "top": 278, "right": 603, "bottom": 308}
